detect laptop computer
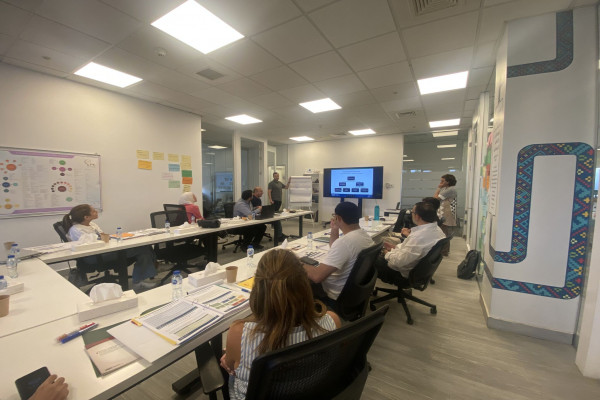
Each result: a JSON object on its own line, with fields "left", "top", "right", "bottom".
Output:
{"left": 256, "top": 205, "right": 276, "bottom": 220}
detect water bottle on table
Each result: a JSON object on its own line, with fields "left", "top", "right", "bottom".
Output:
{"left": 172, "top": 270, "right": 183, "bottom": 300}
{"left": 191, "top": 215, "right": 196, "bottom": 225}
{"left": 9, "top": 243, "right": 20, "bottom": 260}
{"left": 307, "top": 232, "right": 313, "bottom": 250}
{"left": 374, "top": 205, "right": 380, "bottom": 221}
{"left": 6, "top": 255, "right": 18, "bottom": 278}
{"left": 247, "top": 245, "right": 254, "bottom": 267}
{"left": 165, "top": 221, "right": 171, "bottom": 234}
{"left": 0, "top": 275, "right": 7, "bottom": 290}
{"left": 116, "top": 227, "right": 123, "bottom": 243}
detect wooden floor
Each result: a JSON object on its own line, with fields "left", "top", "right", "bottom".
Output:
{"left": 114, "top": 222, "right": 600, "bottom": 400}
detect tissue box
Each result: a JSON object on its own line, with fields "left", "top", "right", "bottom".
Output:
{"left": 188, "top": 270, "right": 226, "bottom": 288}
{"left": 0, "top": 281, "right": 24, "bottom": 295}
{"left": 72, "top": 241, "right": 107, "bottom": 251}
{"left": 77, "top": 290, "right": 138, "bottom": 322}
{"left": 173, "top": 226, "right": 198, "bottom": 235}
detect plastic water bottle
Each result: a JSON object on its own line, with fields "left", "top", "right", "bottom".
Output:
{"left": 246, "top": 245, "right": 255, "bottom": 268}
{"left": 116, "top": 227, "right": 123, "bottom": 243}
{"left": 307, "top": 232, "right": 313, "bottom": 250}
{"left": 6, "top": 255, "right": 18, "bottom": 278}
{"left": 0, "top": 275, "right": 7, "bottom": 290}
{"left": 374, "top": 205, "right": 380, "bottom": 221}
{"left": 9, "top": 243, "right": 20, "bottom": 260}
{"left": 165, "top": 221, "right": 170, "bottom": 233}
{"left": 172, "top": 270, "right": 183, "bottom": 300}
{"left": 191, "top": 215, "right": 196, "bottom": 225}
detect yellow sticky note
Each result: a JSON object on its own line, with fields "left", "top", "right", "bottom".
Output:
{"left": 138, "top": 160, "right": 152, "bottom": 170}
{"left": 181, "top": 155, "right": 192, "bottom": 169}
{"left": 153, "top": 152, "right": 164, "bottom": 160}
{"left": 183, "top": 184, "right": 192, "bottom": 192}
{"left": 136, "top": 150, "right": 150, "bottom": 159}
{"left": 168, "top": 154, "right": 179, "bottom": 162}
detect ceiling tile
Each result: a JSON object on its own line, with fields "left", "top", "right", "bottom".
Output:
{"left": 0, "top": 2, "right": 33, "bottom": 37}
{"left": 4, "top": 39, "right": 87, "bottom": 73}
{"left": 250, "top": 92, "right": 294, "bottom": 109}
{"left": 176, "top": 56, "right": 242, "bottom": 85}
{"left": 294, "top": 0, "right": 337, "bottom": 12}
{"left": 402, "top": 11, "right": 479, "bottom": 58}
{"left": 3, "top": 0, "right": 45, "bottom": 12}
{"left": 199, "top": 0, "right": 301, "bottom": 36}
{"left": 202, "top": 103, "right": 238, "bottom": 118}
{"left": 338, "top": 32, "right": 406, "bottom": 72}
{"left": 99, "top": 0, "right": 186, "bottom": 23}
{"left": 217, "top": 77, "right": 271, "bottom": 99}
{"left": 333, "top": 90, "right": 377, "bottom": 108}
{"left": 250, "top": 66, "right": 308, "bottom": 91}
{"left": 252, "top": 17, "right": 331, "bottom": 63}
{"left": 127, "top": 80, "right": 182, "bottom": 100}
{"left": 380, "top": 97, "right": 422, "bottom": 113}
{"left": 463, "top": 99, "right": 478, "bottom": 112}
{"left": 370, "top": 82, "right": 420, "bottom": 103}
{"left": 191, "top": 87, "right": 247, "bottom": 108}
{"left": 0, "top": 34, "right": 16, "bottom": 55}
{"left": 421, "top": 90, "right": 466, "bottom": 116}
{"left": 309, "top": 0, "right": 396, "bottom": 48}
{"left": 466, "top": 84, "right": 487, "bottom": 100}
{"left": 472, "top": 41, "right": 497, "bottom": 68}
{"left": 411, "top": 47, "right": 473, "bottom": 80}
{"left": 37, "top": 0, "right": 141, "bottom": 44}
{"left": 20, "top": 16, "right": 110, "bottom": 60}
{"left": 289, "top": 51, "right": 352, "bottom": 82}
{"left": 390, "top": 0, "right": 481, "bottom": 29}
{"left": 166, "top": 92, "right": 217, "bottom": 111}
{"left": 278, "top": 84, "right": 325, "bottom": 103}
{"left": 208, "top": 39, "right": 282, "bottom": 76}
{"left": 357, "top": 61, "right": 412, "bottom": 89}
{"left": 314, "top": 73, "right": 366, "bottom": 96}
{"left": 2, "top": 57, "right": 69, "bottom": 78}
{"left": 468, "top": 67, "right": 494, "bottom": 87}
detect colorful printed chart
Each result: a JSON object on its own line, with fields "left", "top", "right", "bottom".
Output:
{"left": 0, "top": 148, "right": 101, "bottom": 217}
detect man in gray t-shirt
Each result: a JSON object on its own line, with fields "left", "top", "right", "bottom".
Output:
{"left": 268, "top": 172, "right": 291, "bottom": 211}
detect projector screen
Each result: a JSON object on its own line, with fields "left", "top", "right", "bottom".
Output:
{"left": 323, "top": 166, "right": 383, "bottom": 199}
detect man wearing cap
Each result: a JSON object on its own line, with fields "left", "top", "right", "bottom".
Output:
{"left": 303, "top": 202, "right": 374, "bottom": 309}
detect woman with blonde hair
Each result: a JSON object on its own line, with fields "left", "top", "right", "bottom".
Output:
{"left": 220, "top": 249, "right": 341, "bottom": 399}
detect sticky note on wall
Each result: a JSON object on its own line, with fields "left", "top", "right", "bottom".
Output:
{"left": 138, "top": 160, "right": 152, "bottom": 170}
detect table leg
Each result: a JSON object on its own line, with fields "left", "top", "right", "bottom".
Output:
{"left": 298, "top": 215, "right": 303, "bottom": 237}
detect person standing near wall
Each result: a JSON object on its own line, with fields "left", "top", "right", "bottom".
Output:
{"left": 268, "top": 172, "right": 291, "bottom": 211}
{"left": 434, "top": 174, "right": 457, "bottom": 256}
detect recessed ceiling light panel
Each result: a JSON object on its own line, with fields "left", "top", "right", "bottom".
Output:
{"left": 429, "top": 119, "right": 460, "bottom": 128}
{"left": 404, "top": 159, "right": 414, "bottom": 162}
{"left": 418, "top": 71, "right": 468, "bottom": 95}
{"left": 441, "top": 157, "right": 455, "bottom": 160}
{"left": 348, "top": 128, "right": 375, "bottom": 136}
{"left": 432, "top": 130, "right": 458, "bottom": 137}
{"left": 437, "top": 144, "right": 457, "bottom": 148}
{"left": 225, "top": 114, "right": 262, "bottom": 125}
{"left": 74, "top": 62, "right": 142, "bottom": 88}
{"left": 299, "top": 98, "right": 341, "bottom": 113}
{"left": 290, "top": 136, "right": 314, "bottom": 142}
{"left": 208, "top": 145, "right": 228, "bottom": 149}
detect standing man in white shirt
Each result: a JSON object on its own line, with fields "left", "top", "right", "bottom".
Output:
{"left": 375, "top": 201, "right": 446, "bottom": 285}
{"left": 303, "top": 202, "right": 374, "bottom": 310}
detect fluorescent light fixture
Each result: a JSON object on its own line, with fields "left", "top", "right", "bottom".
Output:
{"left": 437, "top": 144, "right": 457, "bottom": 148}
{"left": 489, "top": 118, "right": 494, "bottom": 123}
{"left": 299, "top": 98, "right": 341, "bottom": 113}
{"left": 225, "top": 114, "right": 262, "bottom": 125}
{"left": 208, "top": 145, "right": 228, "bottom": 149}
{"left": 201, "top": 128, "right": 207, "bottom": 132}
{"left": 417, "top": 71, "right": 468, "bottom": 95}
{"left": 74, "top": 62, "right": 142, "bottom": 88}
{"left": 441, "top": 157, "right": 455, "bottom": 160}
{"left": 348, "top": 128, "right": 375, "bottom": 136}
{"left": 403, "top": 154, "right": 407, "bottom": 157}
{"left": 152, "top": 0, "right": 243, "bottom": 54}
{"left": 290, "top": 136, "right": 314, "bottom": 142}
{"left": 404, "top": 159, "right": 414, "bottom": 162}
{"left": 205, "top": 152, "right": 215, "bottom": 156}
{"left": 429, "top": 119, "right": 460, "bottom": 128}
{"left": 204, "top": 162, "right": 213, "bottom": 165}
{"left": 432, "top": 130, "right": 458, "bottom": 137}
{"left": 449, "top": 169, "right": 457, "bottom": 172}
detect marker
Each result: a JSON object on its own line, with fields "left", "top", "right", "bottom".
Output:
{"left": 57, "top": 322, "right": 98, "bottom": 344}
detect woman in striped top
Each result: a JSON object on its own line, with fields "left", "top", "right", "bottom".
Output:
{"left": 220, "top": 248, "right": 341, "bottom": 399}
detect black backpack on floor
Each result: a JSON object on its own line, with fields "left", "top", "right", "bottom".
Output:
{"left": 457, "top": 250, "right": 480, "bottom": 280}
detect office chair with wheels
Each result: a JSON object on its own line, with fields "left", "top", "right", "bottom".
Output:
{"left": 221, "top": 202, "right": 244, "bottom": 253}
{"left": 163, "top": 204, "right": 189, "bottom": 225}
{"left": 370, "top": 237, "right": 450, "bottom": 325}
{"left": 52, "top": 221, "right": 129, "bottom": 291}
{"left": 150, "top": 211, "right": 206, "bottom": 284}
{"left": 333, "top": 242, "right": 382, "bottom": 322}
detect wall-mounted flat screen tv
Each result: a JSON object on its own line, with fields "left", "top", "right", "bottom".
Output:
{"left": 323, "top": 166, "right": 383, "bottom": 199}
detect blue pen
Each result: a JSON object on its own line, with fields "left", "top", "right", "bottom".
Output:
{"left": 58, "top": 322, "right": 98, "bottom": 344}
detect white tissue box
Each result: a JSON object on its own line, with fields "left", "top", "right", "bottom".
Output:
{"left": 0, "top": 281, "right": 24, "bottom": 295}
{"left": 173, "top": 226, "right": 198, "bottom": 235}
{"left": 72, "top": 242, "right": 107, "bottom": 251}
{"left": 188, "top": 270, "right": 226, "bottom": 288}
{"left": 77, "top": 290, "right": 138, "bottom": 322}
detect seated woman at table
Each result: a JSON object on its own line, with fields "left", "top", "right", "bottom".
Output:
{"left": 178, "top": 192, "right": 204, "bottom": 224}
{"left": 220, "top": 249, "right": 341, "bottom": 399}
{"left": 62, "top": 204, "right": 158, "bottom": 292}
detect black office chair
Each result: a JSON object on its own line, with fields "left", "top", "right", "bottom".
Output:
{"left": 52, "top": 221, "right": 129, "bottom": 291}
{"left": 163, "top": 204, "right": 189, "bottom": 226}
{"left": 221, "top": 202, "right": 244, "bottom": 253}
{"left": 333, "top": 242, "right": 382, "bottom": 322}
{"left": 370, "top": 237, "right": 450, "bottom": 324}
{"left": 150, "top": 211, "right": 206, "bottom": 284}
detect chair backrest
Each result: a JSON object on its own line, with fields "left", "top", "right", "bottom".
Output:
{"left": 408, "top": 237, "right": 450, "bottom": 290}
{"left": 392, "top": 209, "right": 415, "bottom": 233}
{"left": 245, "top": 305, "right": 389, "bottom": 400}
{"left": 163, "top": 204, "right": 188, "bottom": 226}
{"left": 223, "top": 202, "right": 235, "bottom": 218}
{"left": 335, "top": 242, "right": 383, "bottom": 321}
{"left": 53, "top": 221, "right": 70, "bottom": 242}
{"left": 150, "top": 211, "right": 168, "bottom": 229}
{"left": 396, "top": 201, "right": 401, "bottom": 209}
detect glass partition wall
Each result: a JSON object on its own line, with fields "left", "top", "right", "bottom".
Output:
{"left": 202, "top": 124, "right": 233, "bottom": 217}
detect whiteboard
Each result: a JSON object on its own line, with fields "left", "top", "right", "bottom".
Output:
{"left": 288, "top": 176, "right": 312, "bottom": 203}
{"left": 0, "top": 148, "right": 101, "bottom": 218}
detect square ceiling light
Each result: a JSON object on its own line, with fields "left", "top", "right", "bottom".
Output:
{"left": 225, "top": 114, "right": 262, "bottom": 125}
{"left": 437, "top": 144, "right": 457, "bottom": 148}
{"left": 348, "top": 128, "right": 375, "bottom": 136}
{"left": 429, "top": 119, "right": 460, "bottom": 128}
{"left": 290, "top": 136, "right": 314, "bottom": 142}
{"left": 74, "top": 62, "right": 142, "bottom": 88}
{"left": 299, "top": 98, "right": 341, "bottom": 113}
{"left": 418, "top": 71, "right": 468, "bottom": 95}
{"left": 152, "top": 0, "right": 243, "bottom": 54}
{"left": 432, "top": 130, "right": 458, "bottom": 137}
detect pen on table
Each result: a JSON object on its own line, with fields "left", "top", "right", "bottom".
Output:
{"left": 57, "top": 322, "right": 98, "bottom": 344}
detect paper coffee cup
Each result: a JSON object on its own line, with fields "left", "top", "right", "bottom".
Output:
{"left": 226, "top": 266, "right": 238, "bottom": 283}
{"left": 0, "top": 295, "right": 9, "bottom": 317}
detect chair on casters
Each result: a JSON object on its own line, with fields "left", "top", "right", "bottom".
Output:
{"left": 333, "top": 242, "right": 382, "bottom": 322}
{"left": 370, "top": 237, "right": 450, "bottom": 325}
{"left": 52, "top": 221, "right": 129, "bottom": 291}
{"left": 221, "top": 202, "right": 243, "bottom": 253}
{"left": 150, "top": 211, "right": 205, "bottom": 284}
{"left": 163, "top": 204, "right": 189, "bottom": 225}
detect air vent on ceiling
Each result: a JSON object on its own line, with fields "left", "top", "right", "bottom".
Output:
{"left": 196, "top": 68, "right": 225, "bottom": 80}
{"left": 395, "top": 111, "right": 418, "bottom": 119}
{"left": 410, "top": 0, "right": 458, "bottom": 16}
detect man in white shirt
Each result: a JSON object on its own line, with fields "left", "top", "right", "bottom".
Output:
{"left": 376, "top": 201, "right": 446, "bottom": 285}
{"left": 303, "top": 202, "right": 374, "bottom": 309}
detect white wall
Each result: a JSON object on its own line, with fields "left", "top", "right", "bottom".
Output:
{"left": 0, "top": 64, "right": 203, "bottom": 260}
{"left": 288, "top": 134, "right": 403, "bottom": 219}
